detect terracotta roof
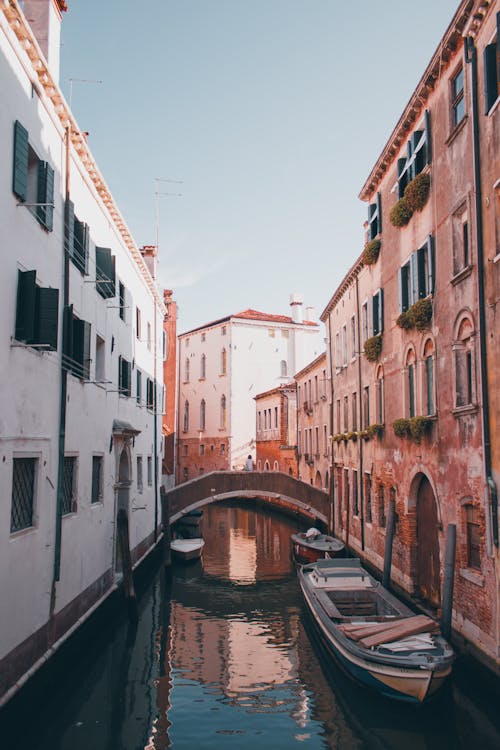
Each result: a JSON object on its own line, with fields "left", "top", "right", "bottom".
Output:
{"left": 254, "top": 383, "right": 297, "bottom": 401}
{"left": 180, "top": 308, "right": 318, "bottom": 336}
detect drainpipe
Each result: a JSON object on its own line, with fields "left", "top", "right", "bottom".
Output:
{"left": 465, "top": 36, "right": 498, "bottom": 548}
{"left": 51, "top": 125, "right": 71, "bottom": 613}
{"left": 355, "top": 274, "right": 365, "bottom": 551}
{"left": 325, "top": 316, "right": 336, "bottom": 536}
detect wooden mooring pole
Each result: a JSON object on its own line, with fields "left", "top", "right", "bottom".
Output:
{"left": 161, "top": 488, "right": 172, "bottom": 569}
{"left": 382, "top": 498, "right": 396, "bottom": 590}
{"left": 441, "top": 523, "right": 456, "bottom": 641}
{"left": 117, "top": 509, "right": 138, "bottom": 623}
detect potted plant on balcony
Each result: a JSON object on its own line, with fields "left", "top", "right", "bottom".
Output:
{"left": 404, "top": 172, "right": 431, "bottom": 212}
{"left": 364, "top": 335, "right": 382, "bottom": 362}
{"left": 363, "top": 238, "right": 381, "bottom": 265}
{"left": 390, "top": 197, "right": 412, "bottom": 227}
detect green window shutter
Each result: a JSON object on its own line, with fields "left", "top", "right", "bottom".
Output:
{"left": 35, "top": 287, "right": 59, "bottom": 350}
{"left": 82, "top": 320, "right": 91, "bottom": 379}
{"left": 36, "top": 161, "right": 54, "bottom": 231}
{"left": 484, "top": 43, "right": 498, "bottom": 113}
{"left": 95, "top": 247, "right": 116, "bottom": 298}
{"left": 73, "top": 217, "right": 85, "bottom": 273}
{"left": 65, "top": 199, "right": 75, "bottom": 259}
{"left": 376, "top": 191, "right": 382, "bottom": 235}
{"left": 424, "top": 110, "right": 432, "bottom": 165}
{"left": 83, "top": 223, "right": 90, "bottom": 275}
{"left": 13, "top": 120, "right": 29, "bottom": 201}
{"left": 15, "top": 269, "right": 37, "bottom": 342}
{"left": 410, "top": 253, "right": 419, "bottom": 306}
{"left": 417, "top": 245, "right": 427, "bottom": 298}
{"left": 378, "top": 288, "right": 384, "bottom": 334}
{"left": 398, "top": 266, "right": 409, "bottom": 312}
{"left": 372, "top": 293, "right": 379, "bottom": 336}
{"left": 426, "top": 234, "right": 435, "bottom": 295}
{"left": 136, "top": 369, "right": 142, "bottom": 404}
{"left": 63, "top": 304, "right": 74, "bottom": 370}
{"left": 72, "top": 318, "right": 91, "bottom": 379}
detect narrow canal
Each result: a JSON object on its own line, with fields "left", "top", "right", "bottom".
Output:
{"left": 2, "top": 500, "right": 500, "bottom": 750}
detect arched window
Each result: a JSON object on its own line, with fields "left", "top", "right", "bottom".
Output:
{"left": 280, "top": 360, "right": 287, "bottom": 377}
{"left": 453, "top": 315, "right": 475, "bottom": 408}
{"left": 220, "top": 394, "right": 226, "bottom": 429}
{"left": 423, "top": 338, "right": 435, "bottom": 415}
{"left": 273, "top": 460, "right": 279, "bottom": 471}
{"left": 376, "top": 365, "right": 384, "bottom": 424}
{"left": 199, "top": 399, "right": 206, "bottom": 430}
{"left": 184, "top": 357, "right": 190, "bottom": 382}
{"left": 183, "top": 400, "right": 189, "bottom": 432}
{"left": 405, "top": 349, "right": 416, "bottom": 417}
{"left": 264, "top": 460, "right": 270, "bottom": 472}
{"left": 462, "top": 499, "right": 481, "bottom": 570}
{"left": 200, "top": 353, "right": 206, "bottom": 379}
{"left": 220, "top": 348, "right": 227, "bottom": 375}
{"left": 257, "top": 459, "right": 262, "bottom": 471}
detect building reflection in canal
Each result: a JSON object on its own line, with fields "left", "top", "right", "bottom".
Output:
{"left": 2, "top": 499, "right": 500, "bottom": 750}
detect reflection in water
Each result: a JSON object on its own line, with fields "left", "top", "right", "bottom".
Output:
{"left": 2, "top": 500, "right": 500, "bottom": 750}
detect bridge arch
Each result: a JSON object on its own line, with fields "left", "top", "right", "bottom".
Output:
{"left": 164, "top": 470, "right": 330, "bottom": 527}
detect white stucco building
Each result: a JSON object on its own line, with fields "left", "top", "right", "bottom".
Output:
{"left": 177, "top": 296, "right": 322, "bottom": 480}
{"left": 0, "top": 1, "right": 165, "bottom": 703}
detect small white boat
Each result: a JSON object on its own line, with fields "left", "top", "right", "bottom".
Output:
{"left": 298, "top": 558, "right": 454, "bottom": 704}
{"left": 291, "top": 528, "right": 345, "bottom": 564}
{"left": 171, "top": 537, "right": 205, "bottom": 562}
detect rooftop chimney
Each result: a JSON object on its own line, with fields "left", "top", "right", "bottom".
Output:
{"left": 22, "top": 1, "right": 67, "bottom": 85}
{"left": 140, "top": 245, "right": 158, "bottom": 280}
{"left": 289, "top": 292, "right": 303, "bottom": 324}
{"left": 305, "top": 306, "right": 316, "bottom": 322}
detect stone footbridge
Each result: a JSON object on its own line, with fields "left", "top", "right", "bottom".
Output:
{"left": 163, "top": 471, "right": 330, "bottom": 527}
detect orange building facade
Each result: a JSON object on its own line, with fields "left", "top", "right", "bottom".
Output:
{"left": 295, "top": 353, "right": 331, "bottom": 490}
{"left": 255, "top": 384, "right": 298, "bottom": 476}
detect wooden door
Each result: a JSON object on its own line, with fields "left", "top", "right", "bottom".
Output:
{"left": 416, "top": 476, "right": 441, "bottom": 608}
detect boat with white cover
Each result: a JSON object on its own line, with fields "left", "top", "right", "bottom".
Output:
{"left": 171, "top": 537, "right": 205, "bottom": 562}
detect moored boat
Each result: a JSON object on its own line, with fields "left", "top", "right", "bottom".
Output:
{"left": 298, "top": 558, "right": 454, "bottom": 704}
{"left": 171, "top": 537, "right": 205, "bottom": 562}
{"left": 291, "top": 527, "right": 345, "bottom": 563}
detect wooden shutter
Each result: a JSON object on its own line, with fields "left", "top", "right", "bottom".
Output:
{"left": 65, "top": 199, "right": 75, "bottom": 259}
{"left": 376, "top": 191, "right": 382, "bottom": 235}
{"left": 36, "top": 161, "right": 54, "bottom": 231}
{"left": 73, "top": 318, "right": 91, "bottom": 379}
{"left": 378, "top": 288, "right": 384, "bottom": 333}
{"left": 372, "top": 293, "right": 379, "bottom": 336}
{"left": 35, "top": 287, "right": 59, "bottom": 350}
{"left": 73, "top": 217, "right": 85, "bottom": 273}
{"left": 410, "top": 253, "right": 419, "bottom": 306}
{"left": 15, "top": 269, "right": 36, "bottom": 342}
{"left": 96, "top": 247, "right": 116, "bottom": 298}
{"left": 417, "top": 245, "right": 427, "bottom": 298}
{"left": 13, "top": 120, "right": 29, "bottom": 201}
{"left": 426, "top": 234, "right": 435, "bottom": 295}
{"left": 398, "top": 266, "right": 409, "bottom": 312}
{"left": 63, "top": 305, "right": 74, "bottom": 371}
{"left": 82, "top": 223, "right": 89, "bottom": 275}
{"left": 484, "top": 44, "right": 498, "bottom": 113}
{"left": 424, "top": 110, "right": 432, "bottom": 165}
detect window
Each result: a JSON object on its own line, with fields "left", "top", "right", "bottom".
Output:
{"left": 118, "top": 356, "right": 132, "bottom": 397}
{"left": 273, "top": 461, "right": 279, "bottom": 471}
{"left": 68, "top": 205, "right": 89, "bottom": 275}
{"left": 184, "top": 357, "right": 190, "bottom": 382}
{"left": 350, "top": 316, "right": 356, "bottom": 359}
{"left": 378, "top": 484, "right": 386, "bottom": 528}
{"left": 423, "top": 339, "right": 435, "bottom": 416}
{"left": 15, "top": 269, "right": 59, "bottom": 350}
{"left": 376, "top": 368, "right": 384, "bottom": 424}
{"left": 372, "top": 289, "right": 384, "bottom": 336}
{"left": 200, "top": 399, "right": 206, "bottom": 430}
{"left": 368, "top": 191, "right": 382, "bottom": 239}
{"left": 136, "top": 307, "right": 141, "bottom": 340}
{"left": 221, "top": 326, "right": 226, "bottom": 336}
{"left": 183, "top": 401, "right": 189, "bottom": 432}
{"left": 274, "top": 406, "right": 278, "bottom": 428}
{"left": 199, "top": 444, "right": 205, "bottom": 456}
{"left": 147, "top": 456, "right": 152, "bottom": 487}
{"left": 12, "top": 120, "right": 54, "bottom": 231}
{"left": 147, "top": 322, "right": 151, "bottom": 351}
{"left": 63, "top": 307, "right": 91, "bottom": 379}
{"left": 91, "top": 456, "right": 103, "bottom": 503}
{"left": 407, "top": 352, "right": 416, "bottom": 418}
{"left": 62, "top": 456, "right": 77, "bottom": 515}
{"left": 343, "top": 468, "right": 350, "bottom": 514}
{"left": 398, "top": 236, "right": 435, "bottom": 312}
{"left": 484, "top": 16, "right": 500, "bottom": 113}
{"left": 220, "top": 395, "right": 227, "bottom": 429}
{"left": 397, "top": 111, "right": 431, "bottom": 197}
{"left": 336, "top": 399, "right": 341, "bottom": 433}
{"left": 452, "top": 203, "right": 470, "bottom": 275}
{"left": 220, "top": 443, "right": 225, "bottom": 455}
{"left": 136, "top": 369, "right": 142, "bottom": 405}
{"left": 365, "top": 474, "right": 372, "bottom": 524}
{"left": 118, "top": 282, "right": 125, "bottom": 321}
{"left": 451, "top": 67, "right": 465, "bottom": 128}
{"left": 147, "top": 378, "right": 155, "bottom": 411}
{"left": 137, "top": 457, "right": 143, "bottom": 493}
{"left": 361, "top": 302, "right": 368, "bottom": 344}
{"left": 352, "top": 469, "right": 358, "bottom": 515}
{"left": 10, "top": 457, "right": 36, "bottom": 532}
{"left": 362, "top": 386, "right": 370, "bottom": 429}
{"left": 323, "top": 425, "right": 328, "bottom": 456}
{"left": 352, "top": 392, "right": 358, "bottom": 431}
{"left": 454, "top": 317, "right": 475, "bottom": 408}
{"left": 95, "top": 246, "right": 116, "bottom": 298}
{"left": 221, "top": 348, "right": 227, "bottom": 375}
{"left": 322, "top": 369, "right": 327, "bottom": 399}
{"left": 201, "top": 332, "right": 206, "bottom": 342}
{"left": 335, "top": 332, "right": 341, "bottom": 369}
{"left": 343, "top": 396, "right": 349, "bottom": 433}
{"left": 465, "top": 503, "right": 481, "bottom": 569}
{"left": 281, "top": 360, "right": 287, "bottom": 377}
{"left": 95, "top": 335, "right": 105, "bottom": 382}
{"left": 200, "top": 354, "right": 206, "bottom": 379}
{"left": 183, "top": 445, "right": 188, "bottom": 457}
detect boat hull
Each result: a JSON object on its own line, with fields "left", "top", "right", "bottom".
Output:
{"left": 171, "top": 538, "right": 205, "bottom": 562}
{"left": 291, "top": 533, "right": 345, "bottom": 564}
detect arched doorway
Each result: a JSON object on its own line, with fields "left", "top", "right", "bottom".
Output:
{"left": 115, "top": 448, "right": 131, "bottom": 573}
{"left": 415, "top": 474, "right": 441, "bottom": 608}
{"left": 315, "top": 471, "right": 322, "bottom": 488}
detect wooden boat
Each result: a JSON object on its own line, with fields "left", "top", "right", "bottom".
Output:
{"left": 291, "top": 528, "right": 345, "bottom": 563}
{"left": 298, "top": 558, "right": 454, "bottom": 704}
{"left": 171, "top": 537, "right": 205, "bottom": 562}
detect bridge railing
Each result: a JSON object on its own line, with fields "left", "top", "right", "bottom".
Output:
{"left": 164, "top": 470, "right": 329, "bottom": 522}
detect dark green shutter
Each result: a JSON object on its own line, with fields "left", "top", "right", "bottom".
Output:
{"left": 35, "top": 287, "right": 59, "bottom": 350}
{"left": 82, "top": 223, "right": 89, "bottom": 275}
{"left": 15, "top": 269, "right": 36, "bottom": 342}
{"left": 73, "top": 218, "right": 85, "bottom": 272}
{"left": 36, "top": 161, "right": 54, "bottom": 230}
{"left": 398, "top": 266, "right": 409, "bottom": 312}
{"left": 424, "top": 110, "right": 432, "bottom": 165}
{"left": 96, "top": 247, "right": 116, "bottom": 298}
{"left": 410, "top": 253, "right": 419, "bottom": 306}
{"left": 376, "top": 191, "right": 382, "bottom": 235}
{"left": 379, "top": 288, "right": 384, "bottom": 333}
{"left": 427, "top": 234, "right": 435, "bottom": 295}
{"left": 65, "top": 199, "right": 75, "bottom": 258}
{"left": 136, "top": 369, "right": 142, "bottom": 404}
{"left": 372, "top": 293, "right": 379, "bottom": 336}
{"left": 484, "top": 43, "right": 498, "bottom": 113}
{"left": 82, "top": 320, "right": 91, "bottom": 379}
{"left": 72, "top": 318, "right": 91, "bottom": 379}
{"left": 63, "top": 305, "right": 74, "bottom": 368}
{"left": 13, "top": 120, "right": 29, "bottom": 201}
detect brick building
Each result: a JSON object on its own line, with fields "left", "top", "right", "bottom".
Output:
{"left": 321, "top": 0, "right": 499, "bottom": 669}
{"left": 295, "top": 353, "right": 331, "bottom": 490}
{"left": 255, "top": 384, "right": 298, "bottom": 475}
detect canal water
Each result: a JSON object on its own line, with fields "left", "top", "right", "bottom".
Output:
{"left": 2, "top": 500, "right": 500, "bottom": 750}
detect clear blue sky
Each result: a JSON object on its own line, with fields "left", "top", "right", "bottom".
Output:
{"left": 60, "top": 0, "right": 460, "bottom": 334}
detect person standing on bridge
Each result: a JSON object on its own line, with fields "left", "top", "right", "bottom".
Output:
{"left": 244, "top": 455, "right": 254, "bottom": 471}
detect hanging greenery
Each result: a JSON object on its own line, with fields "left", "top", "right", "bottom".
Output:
{"left": 366, "top": 423, "right": 384, "bottom": 439}
{"left": 410, "top": 298, "right": 433, "bottom": 330}
{"left": 393, "top": 416, "right": 433, "bottom": 442}
{"left": 364, "top": 335, "right": 382, "bottom": 362}
{"left": 404, "top": 172, "right": 431, "bottom": 213}
{"left": 346, "top": 431, "right": 358, "bottom": 441}
{"left": 390, "top": 197, "right": 412, "bottom": 227}
{"left": 393, "top": 418, "right": 411, "bottom": 437}
{"left": 363, "top": 238, "right": 381, "bottom": 265}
